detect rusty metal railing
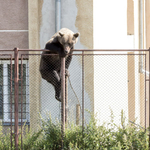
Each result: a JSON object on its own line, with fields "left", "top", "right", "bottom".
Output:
{"left": 0, "top": 48, "right": 149, "bottom": 149}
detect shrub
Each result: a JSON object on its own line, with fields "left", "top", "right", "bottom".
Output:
{"left": 35, "top": 110, "right": 149, "bottom": 150}
{"left": 0, "top": 110, "right": 149, "bottom": 150}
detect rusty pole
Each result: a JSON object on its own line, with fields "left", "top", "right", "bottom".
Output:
{"left": 145, "top": 54, "right": 146, "bottom": 130}
{"left": 82, "top": 51, "right": 85, "bottom": 149}
{"left": 76, "top": 104, "right": 80, "bottom": 125}
{"left": 149, "top": 48, "right": 150, "bottom": 149}
{"left": 65, "top": 75, "right": 68, "bottom": 126}
{"left": 21, "top": 56, "right": 23, "bottom": 149}
{"left": 82, "top": 51, "right": 84, "bottom": 131}
{"left": 10, "top": 55, "right": 13, "bottom": 149}
{"left": 61, "top": 57, "right": 65, "bottom": 150}
{"left": 14, "top": 48, "right": 19, "bottom": 150}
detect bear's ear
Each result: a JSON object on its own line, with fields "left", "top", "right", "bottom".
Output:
{"left": 59, "top": 32, "right": 64, "bottom": 37}
{"left": 74, "top": 32, "right": 80, "bottom": 38}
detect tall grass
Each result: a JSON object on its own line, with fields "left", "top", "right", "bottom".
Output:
{"left": 0, "top": 122, "right": 14, "bottom": 150}
{"left": 0, "top": 110, "right": 149, "bottom": 149}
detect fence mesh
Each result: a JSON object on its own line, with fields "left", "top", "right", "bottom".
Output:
{"left": 20, "top": 53, "right": 147, "bottom": 129}
{"left": 0, "top": 55, "right": 13, "bottom": 135}
{"left": 84, "top": 54, "right": 146, "bottom": 127}
{"left": 0, "top": 51, "right": 148, "bottom": 149}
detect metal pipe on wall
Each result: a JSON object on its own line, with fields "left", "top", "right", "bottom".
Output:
{"left": 55, "top": 0, "right": 62, "bottom": 117}
{"left": 139, "top": 0, "right": 143, "bottom": 73}
{"left": 55, "top": 0, "right": 61, "bottom": 32}
{"left": 55, "top": 0, "right": 62, "bottom": 121}
{"left": 139, "top": 0, "right": 148, "bottom": 76}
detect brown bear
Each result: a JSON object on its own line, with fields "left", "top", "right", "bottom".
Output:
{"left": 39, "top": 28, "right": 80, "bottom": 102}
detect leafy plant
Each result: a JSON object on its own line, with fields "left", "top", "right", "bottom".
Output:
{"left": 0, "top": 110, "right": 149, "bottom": 150}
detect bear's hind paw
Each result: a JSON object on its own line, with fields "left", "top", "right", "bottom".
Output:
{"left": 55, "top": 95, "right": 61, "bottom": 102}
{"left": 65, "top": 69, "right": 70, "bottom": 77}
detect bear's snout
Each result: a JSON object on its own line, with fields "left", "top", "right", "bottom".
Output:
{"left": 64, "top": 46, "right": 70, "bottom": 54}
{"left": 65, "top": 50, "right": 69, "bottom": 54}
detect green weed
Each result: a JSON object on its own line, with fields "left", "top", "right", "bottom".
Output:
{"left": 0, "top": 110, "right": 149, "bottom": 150}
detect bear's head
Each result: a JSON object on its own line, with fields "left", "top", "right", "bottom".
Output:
{"left": 58, "top": 28, "right": 80, "bottom": 55}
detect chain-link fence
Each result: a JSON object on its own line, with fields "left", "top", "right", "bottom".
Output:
{"left": 0, "top": 49, "right": 149, "bottom": 149}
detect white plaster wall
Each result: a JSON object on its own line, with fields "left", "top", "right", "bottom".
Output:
{"left": 39, "top": 0, "right": 140, "bottom": 126}
{"left": 94, "top": 0, "right": 130, "bottom": 50}
{"left": 40, "top": 0, "right": 91, "bottom": 123}
{"left": 134, "top": 0, "right": 140, "bottom": 125}
{"left": 93, "top": 0, "right": 136, "bottom": 125}
{"left": 40, "top": 0, "right": 60, "bottom": 121}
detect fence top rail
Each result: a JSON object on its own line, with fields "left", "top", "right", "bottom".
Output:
{"left": 0, "top": 48, "right": 149, "bottom": 52}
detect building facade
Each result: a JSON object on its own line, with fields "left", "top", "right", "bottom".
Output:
{"left": 0, "top": 0, "right": 150, "bottom": 131}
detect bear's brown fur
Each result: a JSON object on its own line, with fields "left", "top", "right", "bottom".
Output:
{"left": 40, "top": 28, "right": 80, "bottom": 101}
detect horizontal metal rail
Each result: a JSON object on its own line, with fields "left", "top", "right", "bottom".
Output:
{"left": 0, "top": 49, "right": 149, "bottom": 52}
{"left": 0, "top": 48, "right": 149, "bottom": 149}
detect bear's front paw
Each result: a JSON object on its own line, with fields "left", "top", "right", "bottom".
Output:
{"left": 59, "top": 52, "right": 66, "bottom": 58}
{"left": 65, "top": 69, "right": 70, "bottom": 77}
{"left": 55, "top": 95, "right": 61, "bottom": 102}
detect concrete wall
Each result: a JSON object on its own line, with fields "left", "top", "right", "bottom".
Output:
{"left": 0, "top": 0, "right": 148, "bottom": 132}
{"left": 28, "top": 0, "right": 42, "bottom": 131}
{"left": 93, "top": 0, "right": 146, "bottom": 127}
{"left": 0, "top": 0, "right": 29, "bottom": 132}
{"left": 93, "top": 0, "right": 141, "bottom": 125}
{"left": 146, "top": 0, "right": 150, "bottom": 127}
{"left": 39, "top": 0, "right": 94, "bottom": 125}
{"left": 27, "top": 0, "right": 148, "bottom": 129}
{"left": 0, "top": 0, "right": 28, "bottom": 50}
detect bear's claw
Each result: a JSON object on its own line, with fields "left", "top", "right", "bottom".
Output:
{"left": 55, "top": 95, "right": 61, "bottom": 102}
{"left": 65, "top": 69, "right": 70, "bottom": 77}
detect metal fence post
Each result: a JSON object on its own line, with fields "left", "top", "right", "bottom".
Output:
{"left": 14, "top": 48, "right": 19, "bottom": 150}
{"left": 82, "top": 51, "right": 84, "bottom": 131}
{"left": 61, "top": 57, "right": 65, "bottom": 150}
{"left": 82, "top": 51, "right": 85, "bottom": 149}
{"left": 10, "top": 54, "right": 13, "bottom": 149}
{"left": 149, "top": 47, "right": 150, "bottom": 149}
{"left": 65, "top": 75, "right": 68, "bottom": 126}
{"left": 76, "top": 104, "right": 80, "bottom": 125}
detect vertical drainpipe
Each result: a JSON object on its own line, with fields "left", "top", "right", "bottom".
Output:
{"left": 55, "top": 0, "right": 62, "bottom": 120}
{"left": 55, "top": 1, "right": 66, "bottom": 149}
{"left": 139, "top": 0, "right": 143, "bottom": 73}
{"left": 55, "top": 0, "right": 61, "bottom": 117}
{"left": 55, "top": 0, "right": 61, "bottom": 32}
{"left": 139, "top": 1, "right": 149, "bottom": 75}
